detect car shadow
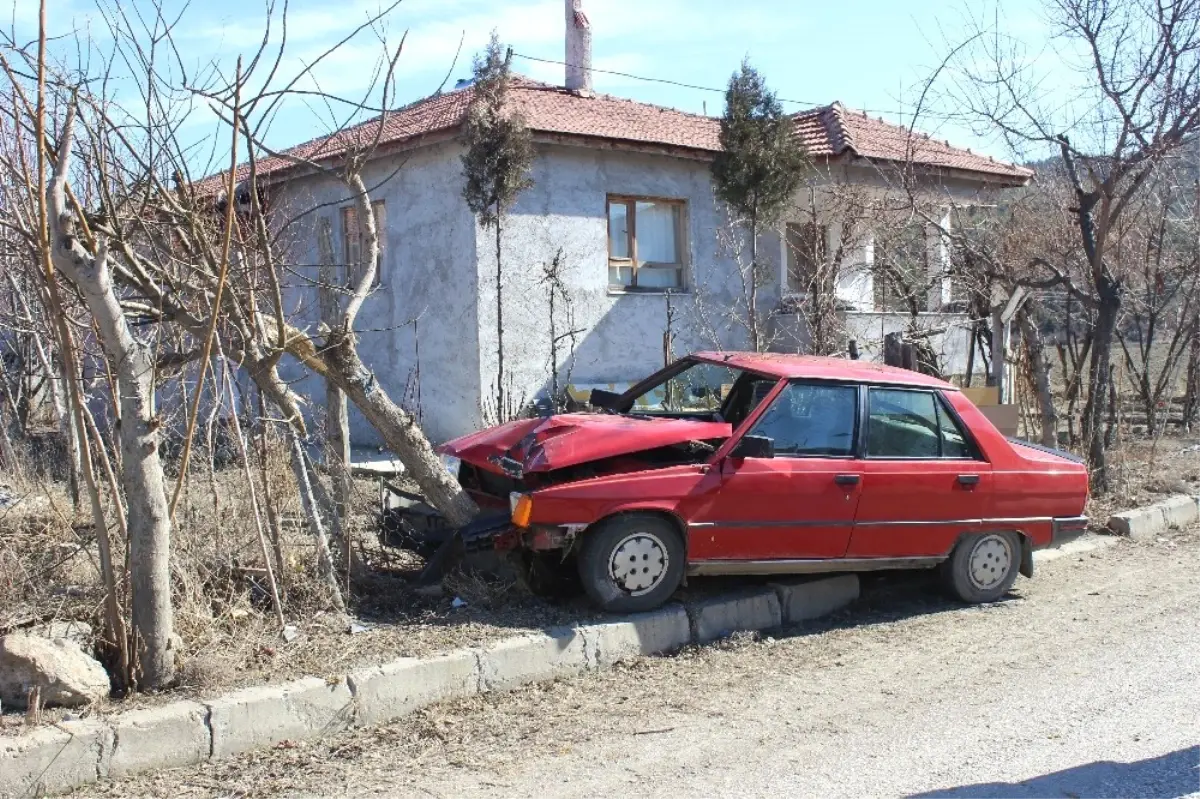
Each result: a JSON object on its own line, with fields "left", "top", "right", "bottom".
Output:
{"left": 351, "top": 561, "right": 1007, "bottom": 645}
{"left": 908, "top": 746, "right": 1200, "bottom": 798}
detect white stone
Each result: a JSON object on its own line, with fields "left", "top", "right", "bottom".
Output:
{"left": 0, "top": 633, "right": 110, "bottom": 708}
{"left": 348, "top": 650, "right": 478, "bottom": 727}
{"left": 108, "top": 700, "right": 210, "bottom": 778}
{"left": 207, "top": 677, "right": 353, "bottom": 758}
{"left": 1108, "top": 507, "right": 1163, "bottom": 540}
{"left": 688, "top": 589, "right": 782, "bottom": 644}
{"left": 1109, "top": 495, "right": 1199, "bottom": 540}
{"left": 1159, "top": 495, "right": 1199, "bottom": 530}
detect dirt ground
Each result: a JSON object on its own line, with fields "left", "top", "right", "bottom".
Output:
{"left": 2, "top": 433, "right": 1197, "bottom": 731}
{"left": 86, "top": 524, "right": 1200, "bottom": 799}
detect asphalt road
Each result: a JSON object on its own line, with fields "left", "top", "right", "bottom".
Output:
{"left": 101, "top": 529, "right": 1200, "bottom": 799}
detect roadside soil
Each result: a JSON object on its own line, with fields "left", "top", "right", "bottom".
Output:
{"left": 90, "top": 524, "right": 1200, "bottom": 799}
{"left": 2, "top": 432, "right": 1196, "bottom": 730}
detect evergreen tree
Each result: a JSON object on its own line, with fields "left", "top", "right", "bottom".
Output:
{"left": 711, "top": 59, "right": 807, "bottom": 350}
{"left": 461, "top": 32, "right": 534, "bottom": 419}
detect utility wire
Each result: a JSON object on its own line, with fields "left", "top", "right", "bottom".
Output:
{"left": 510, "top": 52, "right": 913, "bottom": 117}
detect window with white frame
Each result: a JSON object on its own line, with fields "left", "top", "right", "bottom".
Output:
{"left": 785, "top": 221, "right": 828, "bottom": 294}
{"left": 341, "top": 201, "right": 386, "bottom": 287}
{"left": 607, "top": 196, "right": 686, "bottom": 290}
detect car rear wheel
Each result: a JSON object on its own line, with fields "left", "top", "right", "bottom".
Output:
{"left": 577, "top": 514, "right": 685, "bottom": 613}
{"left": 943, "top": 531, "right": 1021, "bottom": 603}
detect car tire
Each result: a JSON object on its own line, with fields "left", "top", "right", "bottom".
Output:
{"left": 577, "top": 514, "right": 685, "bottom": 613}
{"left": 942, "top": 530, "right": 1022, "bottom": 603}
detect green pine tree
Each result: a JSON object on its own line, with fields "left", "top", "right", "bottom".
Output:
{"left": 461, "top": 32, "right": 534, "bottom": 420}
{"left": 711, "top": 59, "right": 807, "bottom": 351}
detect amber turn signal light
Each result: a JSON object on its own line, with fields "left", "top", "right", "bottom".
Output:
{"left": 510, "top": 493, "right": 534, "bottom": 527}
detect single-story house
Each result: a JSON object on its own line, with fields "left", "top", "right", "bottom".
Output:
{"left": 231, "top": 2, "right": 1030, "bottom": 444}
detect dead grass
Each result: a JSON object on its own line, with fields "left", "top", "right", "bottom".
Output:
{"left": 2, "top": 424, "right": 1197, "bottom": 725}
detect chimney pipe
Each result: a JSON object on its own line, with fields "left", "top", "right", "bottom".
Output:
{"left": 565, "top": 0, "right": 592, "bottom": 94}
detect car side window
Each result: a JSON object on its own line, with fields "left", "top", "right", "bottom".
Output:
{"left": 867, "top": 388, "right": 977, "bottom": 459}
{"left": 748, "top": 382, "right": 857, "bottom": 457}
{"left": 867, "top": 388, "right": 941, "bottom": 458}
{"left": 936, "top": 397, "right": 973, "bottom": 458}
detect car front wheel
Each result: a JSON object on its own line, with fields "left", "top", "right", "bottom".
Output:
{"left": 577, "top": 514, "right": 685, "bottom": 613}
{"left": 943, "top": 530, "right": 1022, "bottom": 603}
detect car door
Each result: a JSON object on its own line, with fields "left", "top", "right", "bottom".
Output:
{"left": 848, "top": 387, "right": 993, "bottom": 559}
{"left": 686, "top": 381, "right": 864, "bottom": 561}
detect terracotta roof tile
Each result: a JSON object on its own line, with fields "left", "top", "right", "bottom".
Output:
{"left": 198, "top": 79, "right": 1028, "bottom": 192}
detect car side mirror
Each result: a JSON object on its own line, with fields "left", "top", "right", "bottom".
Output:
{"left": 730, "top": 435, "right": 774, "bottom": 459}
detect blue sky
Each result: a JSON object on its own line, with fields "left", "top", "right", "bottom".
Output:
{"left": 16, "top": 0, "right": 1071, "bottom": 169}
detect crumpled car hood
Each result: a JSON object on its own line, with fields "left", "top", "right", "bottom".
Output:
{"left": 440, "top": 413, "right": 732, "bottom": 474}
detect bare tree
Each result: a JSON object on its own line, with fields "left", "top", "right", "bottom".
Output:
{"left": 948, "top": 0, "right": 1200, "bottom": 490}
{"left": 5, "top": 8, "right": 177, "bottom": 686}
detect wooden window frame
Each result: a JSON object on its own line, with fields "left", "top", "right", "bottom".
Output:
{"left": 606, "top": 195, "right": 688, "bottom": 292}
{"left": 341, "top": 200, "right": 386, "bottom": 288}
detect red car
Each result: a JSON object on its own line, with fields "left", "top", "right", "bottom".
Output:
{"left": 434, "top": 353, "right": 1089, "bottom": 613}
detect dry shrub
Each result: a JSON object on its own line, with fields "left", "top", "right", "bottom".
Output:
{"left": 0, "top": 477, "right": 101, "bottom": 632}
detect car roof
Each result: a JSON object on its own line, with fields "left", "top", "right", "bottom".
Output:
{"left": 690, "top": 352, "right": 957, "bottom": 390}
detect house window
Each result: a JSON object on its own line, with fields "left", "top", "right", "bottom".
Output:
{"left": 873, "top": 223, "right": 927, "bottom": 313}
{"left": 785, "top": 222, "right": 827, "bottom": 294}
{"left": 341, "top": 201, "right": 386, "bottom": 287}
{"left": 607, "top": 196, "right": 686, "bottom": 290}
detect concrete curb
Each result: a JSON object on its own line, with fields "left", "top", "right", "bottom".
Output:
{"left": 1107, "top": 494, "right": 1200, "bottom": 540}
{"left": 0, "top": 557, "right": 1033, "bottom": 798}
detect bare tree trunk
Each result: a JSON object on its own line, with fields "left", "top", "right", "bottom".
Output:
{"left": 748, "top": 216, "right": 761, "bottom": 352}
{"left": 1082, "top": 287, "right": 1120, "bottom": 492}
{"left": 59, "top": 355, "right": 82, "bottom": 507}
{"left": 1018, "top": 305, "right": 1058, "bottom": 448}
{"left": 494, "top": 217, "right": 505, "bottom": 418}
{"left": 256, "top": 390, "right": 287, "bottom": 600}
{"left": 287, "top": 428, "right": 344, "bottom": 613}
{"left": 221, "top": 359, "right": 283, "bottom": 626}
{"left": 1185, "top": 314, "right": 1199, "bottom": 430}
{"left": 294, "top": 330, "right": 478, "bottom": 527}
{"left": 47, "top": 108, "right": 174, "bottom": 689}
{"left": 317, "top": 217, "right": 353, "bottom": 567}
{"left": 0, "top": 404, "right": 18, "bottom": 472}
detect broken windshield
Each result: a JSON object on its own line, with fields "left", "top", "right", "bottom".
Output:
{"left": 624, "top": 360, "right": 744, "bottom": 415}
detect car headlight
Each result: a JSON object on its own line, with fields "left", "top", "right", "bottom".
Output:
{"left": 439, "top": 454, "right": 461, "bottom": 478}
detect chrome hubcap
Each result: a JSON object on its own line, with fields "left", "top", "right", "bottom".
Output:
{"left": 968, "top": 535, "right": 1012, "bottom": 591}
{"left": 609, "top": 533, "right": 668, "bottom": 596}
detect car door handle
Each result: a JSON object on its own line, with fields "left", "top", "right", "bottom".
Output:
{"left": 834, "top": 474, "right": 860, "bottom": 486}
{"left": 957, "top": 474, "right": 981, "bottom": 487}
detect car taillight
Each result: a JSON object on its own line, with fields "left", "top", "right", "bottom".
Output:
{"left": 510, "top": 492, "right": 533, "bottom": 527}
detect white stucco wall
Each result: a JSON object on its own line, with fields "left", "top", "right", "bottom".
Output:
{"left": 473, "top": 142, "right": 755, "bottom": 430}
{"left": 271, "top": 141, "right": 481, "bottom": 444}
{"left": 269, "top": 139, "right": 1010, "bottom": 446}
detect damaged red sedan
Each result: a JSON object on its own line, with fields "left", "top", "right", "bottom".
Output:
{"left": 408, "top": 353, "right": 1089, "bottom": 613}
